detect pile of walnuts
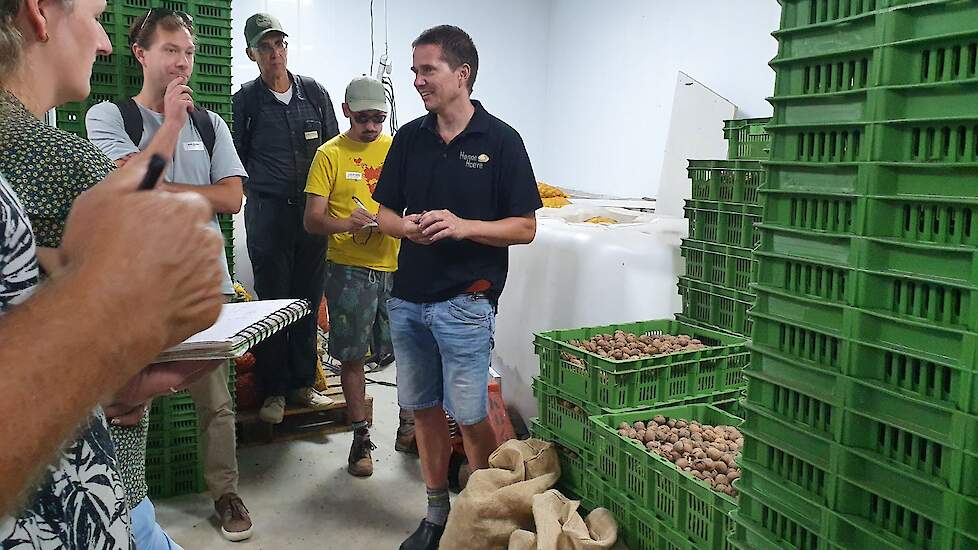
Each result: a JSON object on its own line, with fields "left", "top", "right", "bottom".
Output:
{"left": 568, "top": 330, "right": 706, "bottom": 361}
{"left": 618, "top": 415, "right": 741, "bottom": 497}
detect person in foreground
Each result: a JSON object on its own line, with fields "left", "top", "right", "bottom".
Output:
{"left": 373, "top": 24, "right": 542, "bottom": 550}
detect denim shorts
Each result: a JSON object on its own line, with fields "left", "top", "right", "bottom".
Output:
{"left": 387, "top": 294, "right": 495, "bottom": 425}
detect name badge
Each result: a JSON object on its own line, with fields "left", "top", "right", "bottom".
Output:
{"left": 304, "top": 130, "right": 319, "bottom": 140}
{"left": 184, "top": 141, "right": 205, "bottom": 151}
{"left": 346, "top": 171, "right": 363, "bottom": 180}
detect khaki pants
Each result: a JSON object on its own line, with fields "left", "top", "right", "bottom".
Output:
{"left": 187, "top": 359, "right": 238, "bottom": 500}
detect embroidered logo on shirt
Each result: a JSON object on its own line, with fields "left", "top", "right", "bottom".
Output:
{"left": 460, "top": 150, "right": 489, "bottom": 169}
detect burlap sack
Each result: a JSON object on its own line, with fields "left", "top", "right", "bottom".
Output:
{"left": 440, "top": 438, "right": 560, "bottom": 550}
{"left": 509, "top": 490, "right": 617, "bottom": 550}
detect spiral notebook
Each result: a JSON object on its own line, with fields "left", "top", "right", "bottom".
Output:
{"left": 155, "top": 299, "right": 311, "bottom": 362}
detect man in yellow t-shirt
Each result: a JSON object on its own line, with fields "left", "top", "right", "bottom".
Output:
{"left": 304, "top": 76, "right": 398, "bottom": 477}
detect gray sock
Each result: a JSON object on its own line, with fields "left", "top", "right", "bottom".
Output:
{"left": 352, "top": 420, "right": 369, "bottom": 432}
{"left": 425, "top": 487, "right": 450, "bottom": 526}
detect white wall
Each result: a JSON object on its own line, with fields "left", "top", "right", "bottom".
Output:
{"left": 230, "top": 0, "right": 551, "bottom": 164}
{"left": 539, "top": 0, "right": 780, "bottom": 199}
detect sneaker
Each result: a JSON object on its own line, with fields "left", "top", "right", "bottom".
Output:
{"left": 400, "top": 519, "right": 445, "bottom": 550}
{"left": 348, "top": 428, "right": 376, "bottom": 477}
{"left": 215, "top": 493, "right": 253, "bottom": 542}
{"left": 258, "top": 396, "right": 286, "bottom": 424}
{"left": 290, "top": 386, "right": 335, "bottom": 408}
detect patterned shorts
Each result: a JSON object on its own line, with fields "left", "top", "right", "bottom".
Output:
{"left": 324, "top": 261, "right": 394, "bottom": 363}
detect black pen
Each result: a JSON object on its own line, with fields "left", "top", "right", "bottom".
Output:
{"left": 138, "top": 154, "right": 167, "bottom": 190}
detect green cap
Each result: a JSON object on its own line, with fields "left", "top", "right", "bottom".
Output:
{"left": 244, "top": 13, "right": 287, "bottom": 48}
{"left": 345, "top": 76, "right": 388, "bottom": 113}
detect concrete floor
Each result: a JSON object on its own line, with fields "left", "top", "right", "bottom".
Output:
{"left": 155, "top": 365, "right": 428, "bottom": 550}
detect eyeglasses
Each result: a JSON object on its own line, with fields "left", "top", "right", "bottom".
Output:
{"left": 133, "top": 8, "right": 193, "bottom": 45}
{"left": 352, "top": 113, "right": 387, "bottom": 124}
{"left": 254, "top": 39, "right": 288, "bottom": 55}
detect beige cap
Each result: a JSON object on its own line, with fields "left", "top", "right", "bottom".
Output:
{"left": 345, "top": 76, "right": 388, "bottom": 113}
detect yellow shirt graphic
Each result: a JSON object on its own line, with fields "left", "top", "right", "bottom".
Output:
{"left": 305, "top": 133, "right": 399, "bottom": 271}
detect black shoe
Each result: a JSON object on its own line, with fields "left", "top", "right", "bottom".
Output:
{"left": 400, "top": 519, "right": 445, "bottom": 550}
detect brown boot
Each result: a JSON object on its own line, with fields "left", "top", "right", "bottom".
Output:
{"left": 215, "top": 493, "right": 253, "bottom": 542}
{"left": 348, "top": 428, "right": 376, "bottom": 477}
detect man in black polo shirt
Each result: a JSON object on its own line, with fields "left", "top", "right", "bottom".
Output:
{"left": 232, "top": 13, "right": 340, "bottom": 424}
{"left": 373, "top": 25, "right": 542, "bottom": 550}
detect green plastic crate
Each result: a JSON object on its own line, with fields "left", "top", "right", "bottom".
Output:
{"left": 766, "top": 123, "right": 867, "bottom": 164}
{"left": 590, "top": 404, "right": 741, "bottom": 550}
{"left": 844, "top": 337, "right": 978, "bottom": 416}
{"left": 743, "top": 370, "right": 842, "bottom": 440}
{"left": 533, "top": 320, "right": 749, "bottom": 410}
{"left": 722, "top": 119, "right": 771, "bottom": 161}
{"left": 752, "top": 249, "right": 851, "bottom": 306}
{"left": 855, "top": 268, "right": 978, "bottom": 332}
{"left": 532, "top": 378, "right": 603, "bottom": 450}
{"left": 730, "top": 466, "right": 829, "bottom": 550}
{"left": 778, "top": 0, "right": 884, "bottom": 32}
{"left": 685, "top": 200, "right": 763, "bottom": 248}
{"left": 750, "top": 309, "right": 846, "bottom": 371}
{"left": 688, "top": 159, "right": 766, "bottom": 205}
{"left": 760, "top": 189, "right": 859, "bottom": 235}
{"left": 678, "top": 277, "right": 754, "bottom": 337}
{"left": 146, "top": 460, "right": 205, "bottom": 499}
{"left": 756, "top": 224, "right": 859, "bottom": 268}
{"left": 751, "top": 286, "right": 847, "bottom": 339}
{"left": 681, "top": 239, "right": 756, "bottom": 294}
{"left": 533, "top": 376, "right": 744, "bottom": 452}
{"left": 144, "top": 443, "right": 198, "bottom": 469}
{"left": 529, "top": 418, "right": 595, "bottom": 502}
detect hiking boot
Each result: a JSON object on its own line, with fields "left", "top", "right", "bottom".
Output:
{"left": 400, "top": 519, "right": 444, "bottom": 550}
{"left": 215, "top": 493, "right": 253, "bottom": 542}
{"left": 290, "top": 386, "right": 335, "bottom": 408}
{"left": 348, "top": 428, "right": 376, "bottom": 477}
{"left": 258, "top": 396, "right": 285, "bottom": 424}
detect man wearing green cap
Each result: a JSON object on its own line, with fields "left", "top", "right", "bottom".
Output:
{"left": 233, "top": 13, "right": 339, "bottom": 424}
{"left": 303, "top": 76, "right": 398, "bottom": 478}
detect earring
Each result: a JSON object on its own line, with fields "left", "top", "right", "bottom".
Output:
{"left": 40, "top": 32, "right": 49, "bottom": 43}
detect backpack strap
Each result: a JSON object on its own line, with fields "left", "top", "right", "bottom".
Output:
{"left": 297, "top": 75, "right": 337, "bottom": 139}
{"left": 114, "top": 98, "right": 144, "bottom": 148}
{"left": 189, "top": 107, "right": 216, "bottom": 158}
{"left": 238, "top": 77, "right": 263, "bottom": 161}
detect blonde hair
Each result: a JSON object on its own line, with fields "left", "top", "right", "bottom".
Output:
{"left": 0, "top": 0, "right": 74, "bottom": 76}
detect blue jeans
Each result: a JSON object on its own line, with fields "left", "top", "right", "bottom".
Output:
{"left": 388, "top": 294, "right": 495, "bottom": 425}
{"left": 131, "top": 497, "right": 183, "bottom": 550}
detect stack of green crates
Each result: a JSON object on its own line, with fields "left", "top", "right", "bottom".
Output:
{"left": 58, "top": 0, "right": 233, "bottom": 139}
{"left": 531, "top": 319, "right": 749, "bottom": 549}
{"left": 732, "top": 1, "right": 978, "bottom": 548}
{"left": 146, "top": 391, "right": 204, "bottom": 498}
{"left": 586, "top": 404, "right": 744, "bottom": 550}
{"left": 680, "top": 150, "right": 768, "bottom": 338}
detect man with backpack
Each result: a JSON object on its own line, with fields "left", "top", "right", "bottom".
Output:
{"left": 85, "top": 8, "right": 252, "bottom": 543}
{"left": 232, "top": 13, "right": 340, "bottom": 424}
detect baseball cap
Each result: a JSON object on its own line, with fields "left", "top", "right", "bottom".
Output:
{"left": 345, "top": 76, "right": 388, "bottom": 113}
{"left": 244, "top": 13, "right": 287, "bottom": 48}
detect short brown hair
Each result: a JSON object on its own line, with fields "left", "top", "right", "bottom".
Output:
{"left": 0, "top": 0, "right": 74, "bottom": 77}
{"left": 128, "top": 8, "right": 194, "bottom": 49}
{"left": 412, "top": 25, "right": 479, "bottom": 92}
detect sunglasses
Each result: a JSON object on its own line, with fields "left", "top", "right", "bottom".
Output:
{"left": 134, "top": 8, "right": 193, "bottom": 44}
{"left": 352, "top": 113, "right": 387, "bottom": 124}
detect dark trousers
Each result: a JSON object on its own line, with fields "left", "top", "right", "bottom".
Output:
{"left": 245, "top": 192, "right": 327, "bottom": 396}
